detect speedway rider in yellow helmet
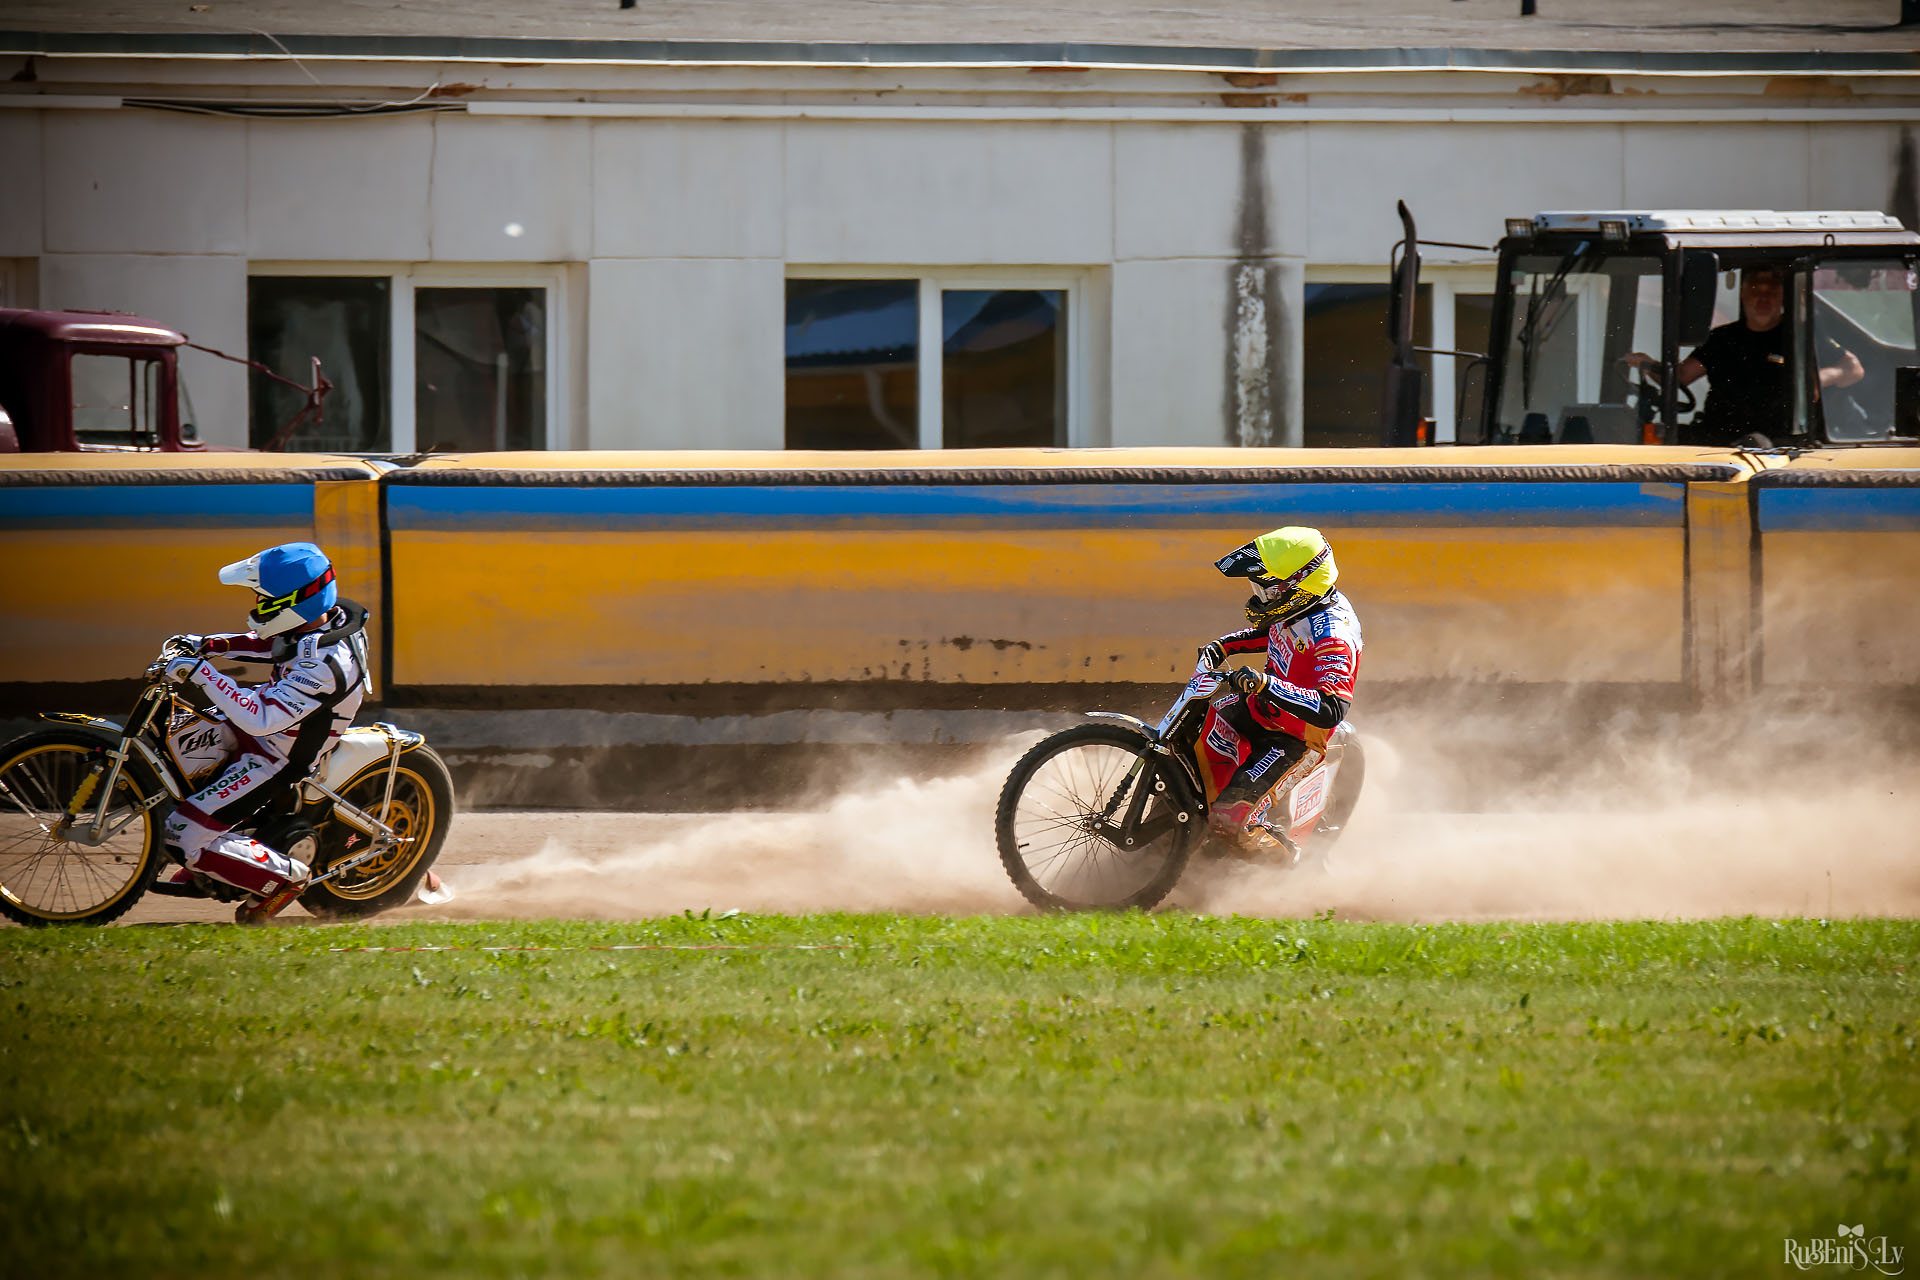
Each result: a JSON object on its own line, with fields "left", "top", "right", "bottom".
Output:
{"left": 1198, "top": 526, "right": 1363, "bottom": 856}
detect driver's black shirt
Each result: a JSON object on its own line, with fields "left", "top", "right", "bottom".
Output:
{"left": 1684, "top": 319, "right": 1791, "bottom": 446}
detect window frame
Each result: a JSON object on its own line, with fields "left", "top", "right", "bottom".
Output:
{"left": 248, "top": 262, "right": 568, "bottom": 453}
{"left": 784, "top": 265, "right": 1090, "bottom": 450}
{"left": 1307, "top": 263, "right": 1496, "bottom": 445}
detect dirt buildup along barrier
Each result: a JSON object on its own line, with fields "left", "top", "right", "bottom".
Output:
{"left": 417, "top": 696, "right": 1920, "bottom": 924}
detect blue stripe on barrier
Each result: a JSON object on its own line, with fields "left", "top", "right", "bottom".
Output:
{"left": 387, "top": 481, "right": 1688, "bottom": 531}
{"left": 1759, "top": 488, "right": 1920, "bottom": 533}
{"left": 0, "top": 484, "right": 316, "bottom": 529}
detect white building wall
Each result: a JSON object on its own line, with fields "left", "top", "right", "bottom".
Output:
{"left": 0, "top": 112, "right": 42, "bottom": 257}
{"left": 1112, "top": 123, "right": 1307, "bottom": 446}
{"left": 587, "top": 257, "right": 785, "bottom": 448}
{"left": 1812, "top": 125, "right": 1906, "bottom": 212}
{"left": 784, "top": 122, "right": 1113, "bottom": 265}
{"left": 431, "top": 115, "right": 593, "bottom": 262}
{"left": 593, "top": 120, "right": 784, "bottom": 259}
{"left": 1305, "top": 123, "right": 1628, "bottom": 262}
{"left": 3, "top": 90, "right": 1915, "bottom": 452}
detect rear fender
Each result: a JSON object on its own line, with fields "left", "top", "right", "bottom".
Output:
{"left": 305, "top": 723, "right": 426, "bottom": 801}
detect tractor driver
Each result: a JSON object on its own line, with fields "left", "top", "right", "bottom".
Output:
{"left": 1623, "top": 265, "right": 1864, "bottom": 447}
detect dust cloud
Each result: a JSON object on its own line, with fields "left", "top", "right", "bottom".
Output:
{"left": 423, "top": 698, "right": 1920, "bottom": 924}
{"left": 428, "top": 765, "right": 1029, "bottom": 920}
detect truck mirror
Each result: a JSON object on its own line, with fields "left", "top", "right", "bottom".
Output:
{"left": 1679, "top": 250, "right": 1719, "bottom": 346}
{"left": 1896, "top": 366, "right": 1920, "bottom": 437}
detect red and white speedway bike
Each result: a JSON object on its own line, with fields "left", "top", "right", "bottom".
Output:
{"left": 0, "top": 631, "right": 453, "bottom": 926}
{"left": 995, "top": 652, "right": 1365, "bottom": 911}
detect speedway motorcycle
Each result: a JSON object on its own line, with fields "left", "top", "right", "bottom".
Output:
{"left": 0, "top": 626, "right": 454, "bottom": 926}
{"left": 995, "top": 653, "right": 1365, "bottom": 911}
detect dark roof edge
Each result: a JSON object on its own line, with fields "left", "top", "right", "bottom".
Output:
{"left": 2, "top": 31, "right": 1918, "bottom": 74}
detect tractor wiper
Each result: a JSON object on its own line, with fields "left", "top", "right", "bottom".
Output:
{"left": 1519, "top": 241, "right": 1591, "bottom": 408}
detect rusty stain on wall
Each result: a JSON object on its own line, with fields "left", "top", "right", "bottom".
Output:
{"left": 1891, "top": 129, "right": 1918, "bottom": 232}
{"left": 1762, "top": 76, "right": 1854, "bottom": 99}
{"left": 1518, "top": 74, "right": 1613, "bottom": 99}
{"left": 1222, "top": 124, "right": 1283, "bottom": 447}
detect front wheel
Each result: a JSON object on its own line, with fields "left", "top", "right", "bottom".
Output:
{"left": 300, "top": 744, "right": 455, "bottom": 919}
{"left": 995, "top": 723, "right": 1194, "bottom": 912}
{"left": 0, "top": 731, "right": 167, "bottom": 927}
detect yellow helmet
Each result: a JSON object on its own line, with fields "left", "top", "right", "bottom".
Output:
{"left": 1214, "top": 526, "right": 1339, "bottom": 629}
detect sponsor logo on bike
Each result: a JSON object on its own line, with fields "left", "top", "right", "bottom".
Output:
{"left": 1289, "top": 764, "right": 1330, "bottom": 828}
{"left": 1783, "top": 1225, "right": 1904, "bottom": 1273}
{"left": 173, "top": 723, "right": 224, "bottom": 757}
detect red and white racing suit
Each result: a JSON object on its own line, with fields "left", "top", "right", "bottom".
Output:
{"left": 161, "top": 610, "right": 368, "bottom": 897}
{"left": 1199, "top": 590, "right": 1363, "bottom": 836}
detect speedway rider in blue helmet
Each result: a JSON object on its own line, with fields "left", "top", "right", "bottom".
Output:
{"left": 159, "top": 542, "right": 370, "bottom": 923}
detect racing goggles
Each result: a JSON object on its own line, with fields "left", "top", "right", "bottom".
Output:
{"left": 249, "top": 566, "right": 335, "bottom": 625}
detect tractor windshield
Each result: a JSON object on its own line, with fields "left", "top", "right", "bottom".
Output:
{"left": 1494, "top": 252, "right": 1664, "bottom": 444}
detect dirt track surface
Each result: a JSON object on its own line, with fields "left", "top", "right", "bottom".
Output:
{"left": 116, "top": 744, "right": 1920, "bottom": 926}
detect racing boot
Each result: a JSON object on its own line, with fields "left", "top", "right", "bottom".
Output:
{"left": 1208, "top": 786, "right": 1295, "bottom": 863}
{"left": 176, "top": 828, "right": 310, "bottom": 924}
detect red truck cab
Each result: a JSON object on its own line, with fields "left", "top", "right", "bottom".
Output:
{"left": 0, "top": 308, "right": 203, "bottom": 452}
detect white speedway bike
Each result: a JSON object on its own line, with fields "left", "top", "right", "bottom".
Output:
{"left": 996, "top": 651, "right": 1365, "bottom": 911}
{"left": 0, "top": 620, "right": 453, "bottom": 926}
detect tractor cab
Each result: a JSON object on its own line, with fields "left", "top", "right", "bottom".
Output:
{"left": 1387, "top": 207, "right": 1920, "bottom": 447}
{"left": 0, "top": 308, "right": 204, "bottom": 452}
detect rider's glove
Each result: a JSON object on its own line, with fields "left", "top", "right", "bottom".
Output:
{"left": 162, "top": 656, "right": 202, "bottom": 685}
{"left": 167, "top": 633, "right": 205, "bottom": 655}
{"left": 1226, "top": 665, "right": 1268, "bottom": 699}
{"left": 1198, "top": 641, "right": 1226, "bottom": 670}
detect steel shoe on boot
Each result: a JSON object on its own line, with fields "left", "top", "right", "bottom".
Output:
{"left": 235, "top": 877, "right": 307, "bottom": 925}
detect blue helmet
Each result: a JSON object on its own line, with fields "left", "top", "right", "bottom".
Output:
{"left": 218, "top": 542, "right": 337, "bottom": 638}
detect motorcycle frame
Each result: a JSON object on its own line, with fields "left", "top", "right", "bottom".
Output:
{"left": 1080, "top": 659, "right": 1225, "bottom": 848}
{"left": 41, "top": 646, "right": 413, "bottom": 872}
{"left": 1083, "top": 658, "right": 1353, "bottom": 858}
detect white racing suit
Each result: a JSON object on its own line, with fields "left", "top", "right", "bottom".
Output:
{"left": 161, "top": 608, "right": 369, "bottom": 898}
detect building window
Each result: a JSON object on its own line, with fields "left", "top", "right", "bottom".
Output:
{"left": 941, "top": 289, "right": 1066, "bottom": 448}
{"left": 0, "top": 258, "right": 37, "bottom": 309}
{"left": 247, "top": 276, "right": 391, "bottom": 451}
{"left": 414, "top": 287, "right": 547, "bottom": 453}
{"left": 1304, "top": 275, "right": 1495, "bottom": 446}
{"left": 248, "top": 267, "right": 563, "bottom": 453}
{"left": 785, "top": 272, "right": 1078, "bottom": 450}
{"left": 1303, "top": 282, "right": 1428, "bottom": 448}
{"left": 784, "top": 279, "right": 918, "bottom": 449}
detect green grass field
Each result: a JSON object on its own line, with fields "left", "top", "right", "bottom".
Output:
{"left": 2, "top": 914, "right": 1915, "bottom": 1278}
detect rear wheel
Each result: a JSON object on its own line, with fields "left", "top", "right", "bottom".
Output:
{"left": 995, "top": 724, "right": 1194, "bottom": 912}
{"left": 0, "top": 732, "right": 166, "bottom": 927}
{"left": 1313, "top": 737, "right": 1366, "bottom": 849}
{"left": 300, "top": 745, "right": 454, "bottom": 919}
